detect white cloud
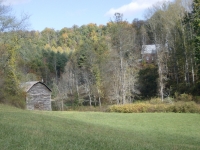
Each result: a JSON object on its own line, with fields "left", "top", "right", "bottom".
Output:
{"left": 2, "top": 0, "right": 31, "bottom": 5}
{"left": 105, "top": 0, "right": 173, "bottom": 18}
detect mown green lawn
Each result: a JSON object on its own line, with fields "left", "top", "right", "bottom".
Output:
{"left": 0, "top": 104, "right": 200, "bottom": 150}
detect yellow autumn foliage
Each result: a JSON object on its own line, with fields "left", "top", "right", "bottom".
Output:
{"left": 108, "top": 101, "right": 200, "bottom": 113}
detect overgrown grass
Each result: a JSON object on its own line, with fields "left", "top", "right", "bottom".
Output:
{"left": 0, "top": 104, "right": 200, "bottom": 150}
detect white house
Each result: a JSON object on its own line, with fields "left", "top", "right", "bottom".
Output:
{"left": 141, "top": 45, "right": 157, "bottom": 63}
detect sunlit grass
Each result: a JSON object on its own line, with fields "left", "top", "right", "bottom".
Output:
{"left": 0, "top": 104, "right": 200, "bottom": 150}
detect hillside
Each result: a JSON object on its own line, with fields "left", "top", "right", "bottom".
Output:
{"left": 1, "top": 0, "right": 200, "bottom": 108}
{"left": 0, "top": 104, "right": 200, "bottom": 150}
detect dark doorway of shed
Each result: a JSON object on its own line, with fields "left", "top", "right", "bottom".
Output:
{"left": 34, "top": 101, "right": 44, "bottom": 110}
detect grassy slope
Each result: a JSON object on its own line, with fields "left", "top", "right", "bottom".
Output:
{"left": 0, "top": 104, "right": 200, "bottom": 150}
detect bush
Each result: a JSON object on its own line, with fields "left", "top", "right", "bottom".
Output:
{"left": 0, "top": 92, "right": 26, "bottom": 109}
{"left": 108, "top": 103, "right": 169, "bottom": 113}
{"left": 108, "top": 101, "right": 200, "bottom": 113}
{"left": 194, "top": 96, "right": 200, "bottom": 104}
{"left": 167, "top": 101, "right": 200, "bottom": 113}
{"left": 175, "top": 93, "right": 193, "bottom": 102}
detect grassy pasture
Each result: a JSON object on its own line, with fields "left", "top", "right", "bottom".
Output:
{"left": 0, "top": 104, "right": 200, "bottom": 150}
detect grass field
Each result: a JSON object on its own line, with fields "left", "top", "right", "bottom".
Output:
{"left": 0, "top": 104, "right": 200, "bottom": 150}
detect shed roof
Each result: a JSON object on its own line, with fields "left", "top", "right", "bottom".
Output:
{"left": 20, "top": 81, "right": 52, "bottom": 92}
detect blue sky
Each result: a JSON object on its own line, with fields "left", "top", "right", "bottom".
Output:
{"left": 3, "top": 0, "right": 173, "bottom": 31}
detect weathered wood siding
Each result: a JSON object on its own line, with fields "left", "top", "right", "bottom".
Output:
{"left": 26, "top": 83, "right": 51, "bottom": 111}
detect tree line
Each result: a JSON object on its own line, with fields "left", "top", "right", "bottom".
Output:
{"left": 0, "top": 0, "right": 199, "bottom": 109}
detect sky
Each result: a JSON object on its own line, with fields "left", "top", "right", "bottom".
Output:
{"left": 3, "top": 0, "right": 173, "bottom": 31}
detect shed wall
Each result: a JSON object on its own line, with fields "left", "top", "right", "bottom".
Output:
{"left": 26, "top": 83, "right": 51, "bottom": 110}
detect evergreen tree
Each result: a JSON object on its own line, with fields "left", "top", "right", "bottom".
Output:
{"left": 192, "top": 0, "right": 200, "bottom": 75}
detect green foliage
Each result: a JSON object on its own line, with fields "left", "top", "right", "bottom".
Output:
{"left": 192, "top": 0, "right": 200, "bottom": 80}
{"left": 42, "top": 50, "right": 68, "bottom": 78}
{"left": 0, "top": 70, "right": 26, "bottom": 109}
{"left": 192, "top": 1, "right": 200, "bottom": 49}
{"left": 0, "top": 35, "right": 26, "bottom": 109}
{"left": 138, "top": 64, "right": 158, "bottom": 99}
{"left": 194, "top": 96, "right": 200, "bottom": 104}
{"left": 0, "top": 91, "right": 26, "bottom": 109}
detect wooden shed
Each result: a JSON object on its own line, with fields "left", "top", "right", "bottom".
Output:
{"left": 21, "top": 81, "right": 52, "bottom": 111}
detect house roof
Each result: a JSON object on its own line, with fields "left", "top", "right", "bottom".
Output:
{"left": 20, "top": 81, "right": 52, "bottom": 92}
{"left": 142, "top": 44, "right": 157, "bottom": 54}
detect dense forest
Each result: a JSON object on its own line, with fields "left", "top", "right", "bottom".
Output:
{"left": 0, "top": 0, "right": 200, "bottom": 109}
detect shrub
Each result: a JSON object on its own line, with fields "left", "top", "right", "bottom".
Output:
{"left": 175, "top": 93, "right": 193, "bottom": 102}
{"left": 108, "top": 101, "right": 200, "bottom": 113}
{"left": 167, "top": 101, "right": 200, "bottom": 113}
{"left": 194, "top": 96, "right": 200, "bottom": 104}
{"left": 108, "top": 103, "right": 170, "bottom": 113}
{"left": 0, "top": 91, "right": 26, "bottom": 109}
{"left": 109, "top": 103, "right": 149, "bottom": 113}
